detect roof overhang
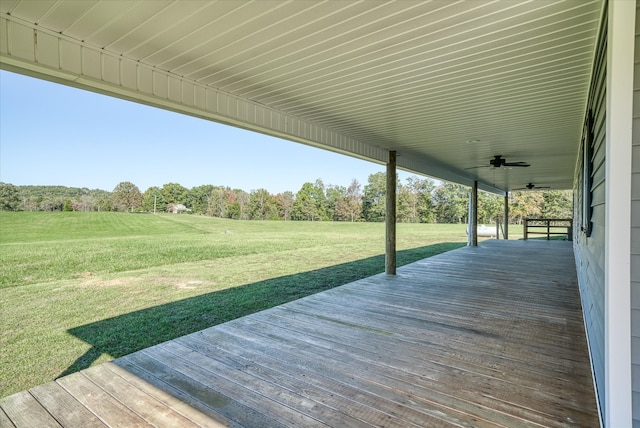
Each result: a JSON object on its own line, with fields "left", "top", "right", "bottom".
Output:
{"left": 0, "top": 0, "right": 603, "bottom": 194}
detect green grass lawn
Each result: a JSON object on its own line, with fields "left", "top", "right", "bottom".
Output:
{"left": 0, "top": 212, "right": 521, "bottom": 397}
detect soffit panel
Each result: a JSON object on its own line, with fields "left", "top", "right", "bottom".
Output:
{"left": 224, "top": 4, "right": 594, "bottom": 100}
{"left": 0, "top": 0, "right": 603, "bottom": 192}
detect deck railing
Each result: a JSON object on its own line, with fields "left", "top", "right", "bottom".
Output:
{"left": 524, "top": 218, "right": 573, "bottom": 241}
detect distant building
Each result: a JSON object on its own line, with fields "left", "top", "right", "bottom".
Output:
{"left": 168, "top": 204, "right": 188, "bottom": 214}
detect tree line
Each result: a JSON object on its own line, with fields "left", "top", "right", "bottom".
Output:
{"left": 0, "top": 174, "right": 572, "bottom": 224}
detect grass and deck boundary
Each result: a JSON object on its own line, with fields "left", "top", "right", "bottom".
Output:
{"left": 0, "top": 212, "right": 510, "bottom": 396}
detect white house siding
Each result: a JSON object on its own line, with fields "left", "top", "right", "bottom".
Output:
{"left": 632, "top": 4, "right": 640, "bottom": 426}
{"left": 573, "top": 7, "right": 607, "bottom": 421}
{"left": 575, "top": 3, "right": 637, "bottom": 425}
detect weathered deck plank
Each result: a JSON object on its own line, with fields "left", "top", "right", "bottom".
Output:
{"left": 81, "top": 364, "right": 202, "bottom": 427}
{"left": 0, "top": 391, "right": 62, "bottom": 428}
{"left": 1, "top": 240, "right": 599, "bottom": 427}
{"left": 55, "top": 373, "right": 150, "bottom": 427}
{"left": 102, "top": 362, "right": 232, "bottom": 428}
{"left": 29, "top": 382, "right": 105, "bottom": 428}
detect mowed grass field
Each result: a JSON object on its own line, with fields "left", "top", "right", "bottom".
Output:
{"left": 0, "top": 212, "right": 514, "bottom": 397}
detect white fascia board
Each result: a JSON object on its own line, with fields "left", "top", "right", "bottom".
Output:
{"left": 0, "top": 15, "right": 384, "bottom": 157}
{"left": 605, "top": 0, "right": 634, "bottom": 426}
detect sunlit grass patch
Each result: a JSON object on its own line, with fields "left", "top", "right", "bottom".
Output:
{"left": 0, "top": 212, "right": 477, "bottom": 396}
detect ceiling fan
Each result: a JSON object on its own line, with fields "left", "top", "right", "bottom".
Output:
{"left": 488, "top": 155, "right": 530, "bottom": 168}
{"left": 466, "top": 155, "right": 531, "bottom": 169}
{"left": 513, "top": 183, "right": 550, "bottom": 190}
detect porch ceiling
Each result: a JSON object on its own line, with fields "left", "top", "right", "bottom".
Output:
{"left": 0, "top": 0, "right": 602, "bottom": 193}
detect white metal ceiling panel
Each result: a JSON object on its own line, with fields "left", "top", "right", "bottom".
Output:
{"left": 0, "top": 1, "right": 58, "bottom": 23}
{"left": 0, "top": 0, "right": 603, "bottom": 193}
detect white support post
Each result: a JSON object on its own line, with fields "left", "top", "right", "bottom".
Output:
{"left": 604, "top": 1, "right": 634, "bottom": 426}
{"left": 385, "top": 151, "right": 397, "bottom": 275}
{"left": 504, "top": 194, "right": 509, "bottom": 240}
{"left": 467, "top": 191, "right": 473, "bottom": 246}
{"left": 470, "top": 181, "right": 478, "bottom": 247}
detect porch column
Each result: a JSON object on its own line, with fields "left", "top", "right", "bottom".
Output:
{"left": 470, "top": 181, "right": 478, "bottom": 247}
{"left": 385, "top": 151, "right": 397, "bottom": 275}
{"left": 604, "top": 1, "right": 633, "bottom": 425}
{"left": 503, "top": 194, "right": 509, "bottom": 240}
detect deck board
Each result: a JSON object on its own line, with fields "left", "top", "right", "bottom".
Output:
{"left": 1, "top": 240, "right": 599, "bottom": 427}
{"left": 0, "top": 391, "right": 62, "bottom": 428}
{"left": 29, "top": 382, "right": 106, "bottom": 428}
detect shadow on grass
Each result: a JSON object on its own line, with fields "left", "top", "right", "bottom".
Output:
{"left": 60, "top": 242, "right": 464, "bottom": 378}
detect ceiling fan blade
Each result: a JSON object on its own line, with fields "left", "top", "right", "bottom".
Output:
{"left": 513, "top": 184, "right": 551, "bottom": 190}
{"left": 469, "top": 156, "right": 530, "bottom": 171}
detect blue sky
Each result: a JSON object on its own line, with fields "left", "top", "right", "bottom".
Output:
{"left": 0, "top": 70, "right": 420, "bottom": 194}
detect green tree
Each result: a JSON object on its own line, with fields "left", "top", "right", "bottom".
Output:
{"left": 293, "top": 182, "right": 319, "bottom": 221}
{"left": 227, "top": 189, "right": 249, "bottom": 219}
{"left": 248, "top": 188, "right": 273, "bottom": 220}
{"left": 208, "top": 187, "right": 229, "bottom": 218}
{"left": 397, "top": 183, "right": 416, "bottom": 223}
{"left": 12, "top": 185, "right": 111, "bottom": 212}
{"left": 541, "top": 190, "right": 572, "bottom": 218}
{"left": 187, "top": 185, "right": 214, "bottom": 215}
{"left": 111, "top": 181, "right": 142, "bottom": 212}
{"left": 433, "top": 183, "right": 468, "bottom": 223}
{"left": 94, "top": 192, "right": 113, "bottom": 212}
{"left": 0, "top": 183, "right": 20, "bottom": 211}
{"left": 76, "top": 191, "right": 95, "bottom": 212}
{"left": 237, "top": 190, "right": 250, "bottom": 220}
{"left": 362, "top": 172, "right": 387, "bottom": 222}
{"left": 336, "top": 179, "right": 363, "bottom": 222}
{"left": 310, "top": 179, "right": 328, "bottom": 220}
{"left": 414, "top": 178, "right": 436, "bottom": 223}
{"left": 161, "top": 182, "right": 188, "bottom": 206}
{"left": 290, "top": 180, "right": 329, "bottom": 221}
{"left": 20, "top": 194, "right": 39, "bottom": 212}
{"left": 510, "top": 191, "right": 543, "bottom": 224}
{"left": 478, "top": 192, "right": 502, "bottom": 224}
{"left": 273, "top": 191, "right": 294, "bottom": 221}
{"left": 397, "top": 177, "right": 435, "bottom": 223}
{"left": 325, "top": 185, "right": 346, "bottom": 221}
{"left": 142, "top": 186, "right": 166, "bottom": 213}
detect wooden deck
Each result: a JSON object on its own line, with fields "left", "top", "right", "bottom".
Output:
{"left": 1, "top": 240, "right": 599, "bottom": 427}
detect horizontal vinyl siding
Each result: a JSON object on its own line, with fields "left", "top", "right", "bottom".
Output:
{"left": 574, "top": 7, "right": 607, "bottom": 421}
{"left": 632, "top": 4, "right": 640, "bottom": 424}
